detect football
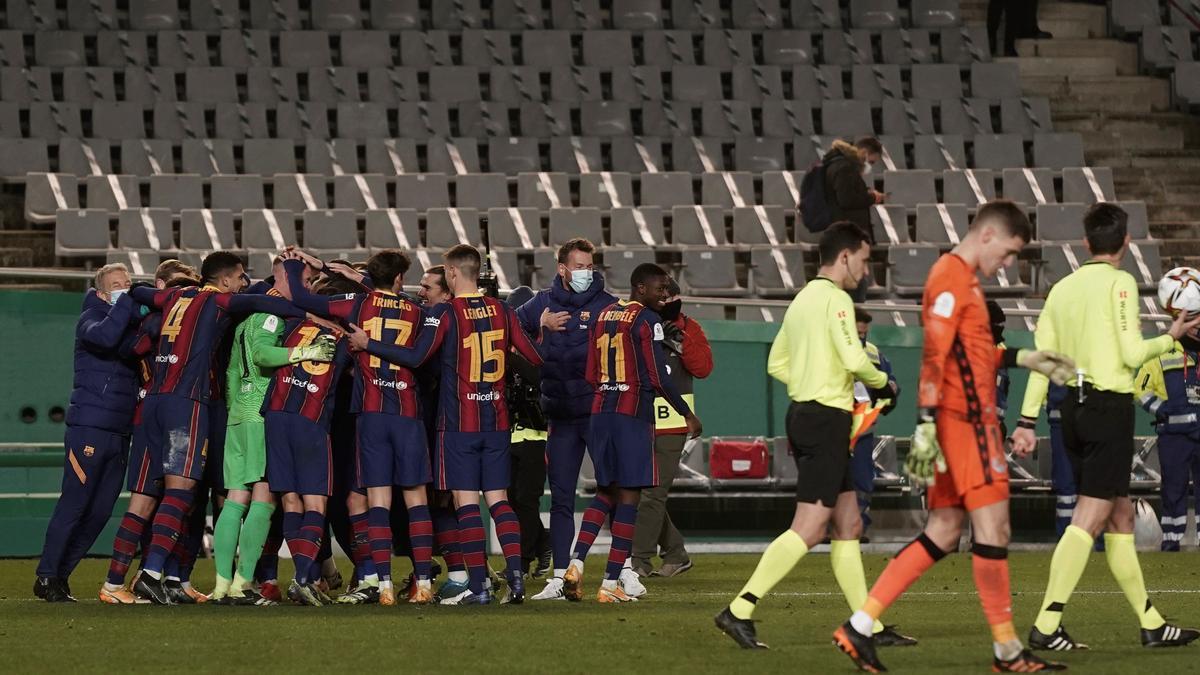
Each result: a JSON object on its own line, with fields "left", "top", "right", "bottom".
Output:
{"left": 1157, "top": 266, "right": 1200, "bottom": 317}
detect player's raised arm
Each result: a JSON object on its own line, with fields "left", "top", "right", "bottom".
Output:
{"left": 506, "top": 305, "right": 545, "bottom": 367}
{"left": 279, "top": 258, "right": 343, "bottom": 319}
{"left": 245, "top": 315, "right": 335, "bottom": 368}
{"left": 222, "top": 290, "right": 305, "bottom": 319}
{"left": 348, "top": 304, "right": 448, "bottom": 369}
{"left": 79, "top": 292, "right": 139, "bottom": 352}
{"left": 129, "top": 284, "right": 177, "bottom": 311}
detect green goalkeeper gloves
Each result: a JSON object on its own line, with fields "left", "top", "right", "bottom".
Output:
{"left": 906, "top": 409, "right": 946, "bottom": 487}
{"left": 1016, "top": 349, "right": 1076, "bottom": 386}
{"left": 288, "top": 334, "right": 337, "bottom": 364}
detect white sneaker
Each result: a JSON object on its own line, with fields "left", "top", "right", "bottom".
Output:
{"left": 439, "top": 588, "right": 473, "bottom": 606}
{"left": 531, "top": 576, "right": 566, "bottom": 601}
{"left": 619, "top": 568, "right": 647, "bottom": 599}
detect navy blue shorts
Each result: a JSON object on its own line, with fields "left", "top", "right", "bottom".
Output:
{"left": 330, "top": 412, "right": 358, "bottom": 497}
{"left": 204, "top": 402, "right": 227, "bottom": 490}
{"left": 127, "top": 418, "right": 162, "bottom": 496}
{"left": 141, "top": 394, "right": 210, "bottom": 482}
{"left": 436, "top": 430, "right": 511, "bottom": 492}
{"left": 356, "top": 412, "right": 432, "bottom": 489}
{"left": 588, "top": 413, "right": 657, "bottom": 489}
{"left": 265, "top": 412, "right": 333, "bottom": 496}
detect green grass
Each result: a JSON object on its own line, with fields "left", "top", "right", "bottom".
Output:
{"left": 2, "top": 552, "right": 1200, "bottom": 674}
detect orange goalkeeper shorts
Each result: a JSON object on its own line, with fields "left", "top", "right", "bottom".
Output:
{"left": 925, "top": 411, "right": 1010, "bottom": 512}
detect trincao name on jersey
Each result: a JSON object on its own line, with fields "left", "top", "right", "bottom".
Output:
{"left": 587, "top": 300, "right": 692, "bottom": 423}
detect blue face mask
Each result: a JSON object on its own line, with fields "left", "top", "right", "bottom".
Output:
{"left": 568, "top": 269, "right": 593, "bottom": 293}
{"left": 108, "top": 288, "right": 128, "bottom": 305}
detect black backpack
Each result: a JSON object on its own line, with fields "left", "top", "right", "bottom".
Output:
{"left": 799, "top": 159, "right": 833, "bottom": 233}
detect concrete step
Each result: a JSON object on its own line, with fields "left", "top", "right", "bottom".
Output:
{"left": 1038, "top": 2, "right": 1108, "bottom": 38}
{"left": 1029, "top": 76, "right": 1173, "bottom": 113}
{"left": 0, "top": 229, "right": 53, "bottom": 266}
{"left": 1054, "top": 112, "right": 1200, "bottom": 146}
{"left": 1089, "top": 150, "right": 1200, "bottom": 171}
{"left": 1159, "top": 239, "right": 1200, "bottom": 256}
{"left": 996, "top": 55, "right": 1118, "bottom": 79}
{"left": 1014, "top": 39, "right": 1139, "bottom": 76}
{"left": 1150, "top": 203, "right": 1200, "bottom": 222}
{"left": 0, "top": 247, "right": 34, "bottom": 267}
{"left": 1149, "top": 222, "right": 1200, "bottom": 239}
{"left": 1112, "top": 166, "right": 1200, "bottom": 186}
{"left": 1063, "top": 124, "right": 1186, "bottom": 151}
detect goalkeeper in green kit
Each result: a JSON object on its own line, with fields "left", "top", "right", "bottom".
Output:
{"left": 211, "top": 259, "right": 335, "bottom": 604}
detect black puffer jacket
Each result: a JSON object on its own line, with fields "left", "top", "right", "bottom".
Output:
{"left": 822, "top": 140, "right": 874, "bottom": 236}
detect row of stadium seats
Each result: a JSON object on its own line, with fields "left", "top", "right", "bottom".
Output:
{"left": 0, "top": 27, "right": 994, "bottom": 68}
{"left": 0, "top": 63, "right": 1024, "bottom": 104}
{"left": 0, "top": 128, "right": 1082, "bottom": 177}
{"left": 1139, "top": 26, "right": 1200, "bottom": 69}
{"left": 3, "top": 0, "right": 965, "bottom": 32}
{"left": 26, "top": 167, "right": 1116, "bottom": 222}
{"left": 52, "top": 201, "right": 1149, "bottom": 259}
{"left": 1111, "top": 0, "right": 1200, "bottom": 34}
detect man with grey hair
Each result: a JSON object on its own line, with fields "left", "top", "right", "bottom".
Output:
{"left": 35, "top": 263, "right": 141, "bottom": 602}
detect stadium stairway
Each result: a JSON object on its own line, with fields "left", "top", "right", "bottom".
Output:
{"left": 1003, "top": 1, "right": 1200, "bottom": 269}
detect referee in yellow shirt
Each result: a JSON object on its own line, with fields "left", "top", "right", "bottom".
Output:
{"left": 1011, "top": 203, "right": 1200, "bottom": 651}
{"left": 715, "top": 223, "right": 911, "bottom": 651}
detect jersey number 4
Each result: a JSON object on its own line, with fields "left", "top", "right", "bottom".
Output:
{"left": 361, "top": 317, "right": 412, "bottom": 370}
{"left": 595, "top": 332, "right": 627, "bottom": 383}
{"left": 160, "top": 298, "right": 194, "bottom": 343}
{"left": 463, "top": 329, "right": 505, "bottom": 383}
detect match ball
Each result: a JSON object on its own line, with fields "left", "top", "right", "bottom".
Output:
{"left": 1157, "top": 267, "right": 1200, "bottom": 318}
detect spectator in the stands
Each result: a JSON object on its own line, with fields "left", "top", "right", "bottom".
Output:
{"left": 822, "top": 137, "right": 886, "bottom": 240}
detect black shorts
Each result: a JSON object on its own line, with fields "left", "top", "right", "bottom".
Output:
{"left": 788, "top": 401, "right": 854, "bottom": 507}
{"left": 1060, "top": 388, "right": 1134, "bottom": 500}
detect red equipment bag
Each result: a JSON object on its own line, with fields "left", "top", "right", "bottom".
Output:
{"left": 709, "top": 437, "right": 770, "bottom": 479}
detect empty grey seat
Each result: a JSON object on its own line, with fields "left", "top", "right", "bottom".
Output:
{"left": 1036, "top": 203, "right": 1088, "bottom": 241}
{"left": 118, "top": 208, "right": 174, "bottom": 251}
{"left": 0, "top": 67, "right": 51, "bottom": 104}
{"left": 823, "top": 29, "right": 871, "bottom": 69}
{"left": 681, "top": 248, "right": 745, "bottom": 297}
{"left": 881, "top": 98, "right": 936, "bottom": 136}
{"left": 1116, "top": 201, "right": 1151, "bottom": 239}
{"left": 1111, "top": 0, "right": 1161, "bottom": 33}
{"left": 978, "top": 257, "right": 1030, "bottom": 294}
{"left": 1003, "top": 168, "right": 1056, "bottom": 207}
{"left": 915, "top": 203, "right": 969, "bottom": 243}
{"left": 215, "top": 102, "right": 270, "bottom": 140}
{"left": 30, "top": 103, "right": 83, "bottom": 140}
{"left": 243, "top": 139, "right": 298, "bottom": 175}
{"left": 28, "top": 174, "right": 81, "bottom": 226}
{"left": 940, "top": 98, "right": 994, "bottom": 135}
{"left": 1033, "top": 133, "right": 1086, "bottom": 170}
{"left": 912, "top": 0, "right": 960, "bottom": 27}
{"left": 548, "top": 207, "right": 603, "bottom": 246}
{"left": 734, "top": 0, "right": 784, "bottom": 27}
{"left": 151, "top": 101, "right": 204, "bottom": 140}
{"left": 247, "top": 0, "right": 301, "bottom": 28}
{"left": 612, "top": 137, "right": 664, "bottom": 173}
{"left": 394, "top": 103, "right": 452, "bottom": 138}
{"left": 63, "top": 67, "right": 116, "bottom": 103}
{"left": 763, "top": 30, "right": 814, "bottom": 64}
{"left": 275, "top": 102, "right": 331, "bottom": 140}
{"left": 85, "top": 174, "right": 139, "bottom": 211}
{"left": 56, "top": 209, "right": 111, "bottom": 256}
{"left": 641, "top": 172, "right": 694, "bottom": 208}
{"left": 179, "top": 209, "right": 237, "bottom": 250}
{"left": 456, "top": 173, "right": 510, "bottom": 209}
{"left": 461, "top": 30, "right": 515, "bottom": 66}
{"left": 1062, "top": 167, "right": 1116, "bottom": 204}
{"left": 370, "top": 0, "right": 421, "bottom": 29}
{"left": 750, "top": 246, "right": 806, "bottom": 297}
{"left": 549, "top": 136, "right": 602, "bottom": 173}
{"left": 212, "top": 175, "right": 265, "bottom": 211}
{"left": 493, "top": 0, "right": 548, "bottom": 29}
{"left": 364, "top": 208, "right": 420, "bottom": 249}
{"left": 334, "top": 174, "right": 389, "bottom": 211}
{"left": 851, "top": 0, "right": 901, "bottom": 27}
{"left": 1123, "top": 240, "right": 1162, "bottom": 287}
{"left": 735, "top": 137, "right": 789, "bottom": 171}
{"left": 185, "top": 67, "right": 237, "bottom": 103}
{"left": 701, "top": 100, "right": 755, "bottom": 137}
{"left": 821, "top": 100, "right": 875, "bottom": 137}
{"left": 60, "top": 139, "right": 113, "bottom": 176}
{"left": 1140, "top": 27, "right": 1193, "bottom": 69}
{"left": 517, "top": 172, "right": 570, "bottom": 209}
{"left": 489, "top": 137, "right": 542, "bottom": 174}
{"left": 430, "top": 0, "right": 484, "bottom": 28}
{"left": 703, "top": 29, "right": 756, "bottom": 66}
{"left": 794, "top": 65, "right": 845, "bottom": 100}
{"left": 580, "top": 172, "right": 635, "bottom": 208}
{"left": 218, "top": 30, "right": 273, "bottom": 69}
{"left": 244, "top": 68, "right": 299, "bottom": 104}
{"left": 914, "top": 134, "right": 967, "bottom": 170}
{"left": 736, "top": 305, "right": 782, "bottom": 321}
{"left": 36, "top": 32, "right": 87, "bottom": 67}
{"left": 120, "top": 139, "right": 174, "bottom": 175}
{"left": 429, "top": 66, "right": 481, "bottom": 103}
{"left": 398, "top": 30, "right": 453, "bottom": 66}
{"left": 943, "top": 169, "right": 997, "bottom": 205}
{"left": 312, "top": 0, "right": 363, "bottom": 29}
{"left": 518, "top": 101, "right": 571, "bottom": 137}
{"left": 911, "top": 64, "right": 963, "bottom": 99}
{"left": 871, "top": 204, "right": 911, "bottom": 243}
{"left": 1040, "top": 242, "right": 1088, "bottom": 287}
{"left": 790, "top": 0, "right": 841, "bottom": 29}
{"left": 762, "top": 171, "right": 804, "bottom": 208}
{"left": 1000, "top": 97, "right": 1053, "bottom": 138}
{"left": 610, "top": 207, "right": 665, "bottom": 246}
{"left": 274, "top": 174, "right": 330, "bottom": 211}
{"left": 279, "top": 32, "right": 331, "bottom": 68}
{"left": 668, "top": 0, "right": 717, "bottom": 29}
{"left": 108, "top": 250, "right": 162, "bottom": 274}
{"left": 490, "top": 66, "right": 547, "bottom": 103}
{"left": 701, "top": 172, "right": 755, "bottom": 209}
{"left": 336, "top": 103, "right": 389, "bottom": 139}
{"left": 732, "top": 65, "right": 785, "bottom": 102}
{"left": 149, "top": 174, "right": 203, "bottom": 209}
{"left": 341, "top": 31, "right": 395, "bottom": 69}
{"left": 883, "top": 170, "right": 937, "bottom": 206}
{"left": 309, "top": 68, "right": 363, "bottom": 103}
{"left": 580, "top": 30, "right": 635, "bottom": 68}
{"left": 889, "top": 244, "right": 941, "bottom": 295}
{"left": 970, "top": 62, "right": 1022, "bottom": 100}
{"left": 426, "top": 207, "right": 483, "bottom": 248}
{"left": 363, "top": 138, "right": 418, "bottom": 175}
{"left": 671, "top": 205, "right": 728, "bottom": 245}
{"left": 303, "top": 209, "right": 361, "bottom": 252}
{"left": 881, "top": 28, "right": 935, "bottom": 65}
{"left": 672, "top": 136, "right": 727, "bottom": 173}
{"left": 0, "top": 138, "right": 47, "bottom": 176}
{"left": 940, "top": 26, "right": 992, "bottom": 65}
{"left": 733, "top": 206, "right": 788, "bottom": 245}
{"left": 671, "top": 66, "right": 723, "bottom": 102}
{"left": 524, "top": 30, "right": 573, "bottom": 68}
{"left": 640, "top": 101, "right": 695, "bottom": 136}
{"left": 973, "top": 134, "right": 1026, "bottom": 169}
{"left": 487, "top": 206, "right": 544, "bottom": 249}
{"left": 1175, "top": 62, "right": 1200, "bottom": 106}
{"left": 242, "top": 209, "right": 299, "bottom": 250}
{"left": 395, "top": 173, "right": 450, "bottom": 210}
{"left": 427, "top": 138, "right": 482, "bottom": 174}
{"left": 603, "top": 247, "right": 655, "bottom": 292}
{"left": 306, "top": 138, "right": 361, "bottom": 175}
{"left": 762, "top": 101, "right": 816, "bottom": 137}
{"left": 181, "top": 139, "right": 235, "bottom": 176}
{"left": 8, "top": 0, "right": 57, "bottom": 31}
{"left": 852, "top": 64, "right": 904, "bottom": 102}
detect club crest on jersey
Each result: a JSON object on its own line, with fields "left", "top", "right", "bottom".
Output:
{"left": 579, "top": 311, "right": 590, "bottom": 322}
{"left": 83, "top": 445, "right": 95, "bottom": 457}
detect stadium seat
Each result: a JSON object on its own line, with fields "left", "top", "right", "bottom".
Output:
{"left": 303, "top": 209, "right": 361, "bottom": 254}
{"left": 883, "top": 170, "right": 937, "bottom": 207}
{"left": 704, "top": 29, "right": 755, "bottom": 66}
{"left": 943, "top": 169, "right": 997, "bottom": 206}
{"left": 212, "top": 175, "right": 265, "bottom": 211}
{"left": 701, "top": 172, "right": 756, "bottom": 209}
{"left": 84, "top": 175, "right": 139, "bottom": 212}
{"left": 63, "top": 67, "right": 115, "bottom": 103}
{"left": 370, "top": 0, "right": 421, "bottom": 30}
{"left": 365, "top": 208, "right": 420, "bottom": 249}
{"left": 242, "top": 209, "right": 299, "bottom": 250}
{"left": 912, "top": 64, "right": 964, "bottom": 99}
{"left": 117, "top": 208, "right": 174, "bottom": 252}
{"left": 307, "top": 139, "right": 363, "bottom": 176}
{"left": 611, "top": 137, "right": 664, "bottom": 173}
{"left": 1123, "top": 240, "right": 1163, "bottom": 287}
{"left": 970, "top": 62, "right": 1022, "bottom": 100}
{"left": 791, "top": 0, "right": 841, "bottom": 29}
{"left": 915, "top": 203, "right": 969, "bottom": 244}
{"left": 579, "top": 172, "right": 635, "bottom": 208}
{"left": 819, "top": 29, "right": 870, "bottom": 67}
{"left": 35, "top": 31, "right": 87, "bottom": 67}
{"left": 548, "top": 207, "right": 603, "bottom": 246}
{"left": 1140, "top": 27, "right": 1193, "bottom": 70}
{"left": 680, "top": 248, "right": 745, "bottom": 297}
{"left": 488, "top": 137, "right": 542, "bottom": 175}
{"left": 973, "top": 134, "right": 1027, "bottom": 170}
{"left": 551, "top": 0, "right": 602, "bottom": 29}
{"left": 1117, "top": 201, "right": 1151, "bottom": 239}
{"left": 911, "top": 0, "right": 960, "bottom": 27}
{"left": 610, "top": 207, "right": 665, "bottom": 246}
{"left": 395, "top": 174, "right": 450, "bottom": 210}
{"left": 107, "top": 250, "right": 161, "bottom": 274}
{"left": 794, "top": 65, "right": 845, "bottom": 100}
{"left": 871, "top": 204, "right": 911, "bottom": 243}
{"left": 313, "top": 0, "right": 364, "bottom": 29}
{"left": 149, "top": 174, "right": 203, "bottom": 210}
{"left": 454, "top": 173, "right": 509, "bottom": 210}
{"left": 1000, "top": 98, "right": 1054, "bottom": 138}
{"left": 426, "top": 207, "right": 483, "bottom": 248}
{"left": 548, "top": 137, "right": 602, "bottom": 174}
{"left": 1033, "top": 133, "right": 1086, "bottom": 170}
{"left": 55, "top": 208, "right": 112, "bottom": 256}
{"left": 333, "top": 174, "right": 390, "bottom": 211}
{"left": 641, "top": 172, "right": 694, "bottom": 208}
{"left": 1111, "top": 0, "right": 1162, "bottom": 34}
{"left": 888, "top": 244, "right": 941, "bottom": 296}
{"left": 1035, "top": 203, "right": 1088, "bottom": 242}
{"left": 274, "top": 175, "right": 331, "bottom": 212}
{"left": 244, "top": 139, "right": 299, "bottom": 176}
{"left": 882, "top": 98, "right": 936, "bottom": 136}
{"left": 821, "top": 100, "right": 875, "bottom": 138}
{"left": 27, "top": 173, "right": 80, "bottom": 224}
{"left": 487, "top": 207, "right": 544, "bottom": 249}
{"left": 851, "top": 64, "right": 904, "bottom": 103}
{"left": 1174, "top": 63, "right": 1200, "bottom": 106}
{"left": 279, "top": 32, "right": 332, "bottom": 69}
{"left": 461, "top": 30, "right": 516, "bottom": 66}
{"left": 1003, "top": 168, "right": 1056, "bottom": 207}
{"left": 179, "top": 209, "right": 237, "bottom": 251}
{"left": 361, "top": 139, "right": 418, "bottom": 176}
{"left": 672, "top": 136, "right": 727, "bottom": 173}
{"left": 672, "top": 206, "right": 728, "bottom": 246}
{"left": 734, "top": 137, "right": 789, "bottom": 172}
{"left": 732, "top": 206, "right": 789, "bottom": 245}
{"left": 60, "top": 139, "right": 113, "bottom": 176}
{"left": 914, "top": 134, "right": 967, "bottom": 170}
{"left": 427, "top": 139, "right": 481, "bottom": 174}
{"left": 701, "top": 101, "right": 755, "bottom": 137}
{"left": 185, "top": 67, "right": 238, "bottom": 104}
{"left": 249, "top": 0, "right": 303, "bottom": 30}
{"left": 493, "top": 0, "right": 548, "bottom": 29}
{"left": 750, "top": 246, "right": 806, "bottom": 298}
{"left": 1062, "top": 167, "right": 1116, "bottom": 204}
{"left": 517, "top": 172, "right": 570, "bottom": 209}
{"left": 120, "top": 139, "right": 175, "bottom": 175}
{"left": 940, "top": 26, "right": 991, "bottom": 65}
{"left": 31, "top": 102, "right": 83, "bottom": 140}
{"left": 939, "top": 97, "right": 995, "bottom": 135}
{"left": 336, "top": 104, "right": 389, "bottom": 139}
{"left": 979, "top": 257, "right": 1031, "bottom": 295}
{"left": 181, "top": 139, "right": 236, "bottom": 176}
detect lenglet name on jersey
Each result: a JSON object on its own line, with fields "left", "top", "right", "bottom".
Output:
{"left": 463, "top": 304, "right": 499, "bottom": 320}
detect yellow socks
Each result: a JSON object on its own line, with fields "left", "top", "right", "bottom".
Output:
{"left": 729, "top": 529, "right": 808, "bottom": 620}
{"left": 1034, "top": 525, "right": 1093, "bottom": 635}
{"left": 1105, "top": 532, "right": 1166, "bottom": 630}
{"left": 830, "top": 539, "right": 885, "bottom": 634}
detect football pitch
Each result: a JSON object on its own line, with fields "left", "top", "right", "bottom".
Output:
{"left": 2, "top": 552, "right": 1198, "bottom": 674}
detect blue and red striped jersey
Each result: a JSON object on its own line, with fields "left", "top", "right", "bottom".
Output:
{"left": 130, "top": 285, "right": 301, "bottom": 404}
{"left": 263, "top": 318, "right": 352, "bottom": 429}
{"left": 587, "top": 300, "right": 692, "bottom": 422}
{"left": 363, "top": 293, "right": 544, "bottom": 432}
{"left": 130, "top": 313, "right": 161, "bottom": 426}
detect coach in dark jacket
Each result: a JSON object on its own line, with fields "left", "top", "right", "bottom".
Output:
{"left": 822, "top": 137, "right": 886, "bottom": 237}
{"left": 36, "top": 263, "right": 142, "bottom": 601}
{"left": 516, "top": 238, "right": 617, "bottom": 597}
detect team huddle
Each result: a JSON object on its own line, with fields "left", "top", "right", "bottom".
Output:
{"left": 50, "top": 240, "right": 698, "bottom": 608}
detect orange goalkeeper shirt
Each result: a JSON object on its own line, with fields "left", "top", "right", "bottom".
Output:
{"left": 918, "top": 253, "right": 1009, "bottom": 424}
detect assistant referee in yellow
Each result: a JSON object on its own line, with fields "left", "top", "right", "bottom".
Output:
{"left": 714, "top": 222, "right": 912, "bottom": 651}
{"left": 1011, "top": 202, "right": 1200, "bottom": 652}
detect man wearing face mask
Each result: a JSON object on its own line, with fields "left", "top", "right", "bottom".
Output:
{"left": 822, "top": 137, "right": 887, "bottom": 240}
{"left": 515, "top": 238, "right": 619, "bottom": 601}
{"left": 630, "top": 277, "right": 712, "bottom": 578}
{"left": 35, "top": 264, "right": 141, "bottom": 602}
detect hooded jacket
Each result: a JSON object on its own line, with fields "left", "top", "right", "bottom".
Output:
{"left": 516, "top": 272, "right": 617, "bottom": 421}
{"left": 65, "top": 289, "right": 142, "bottom": 434}
{"left": 822, "top": 140, "right": 874, "bottom": 234}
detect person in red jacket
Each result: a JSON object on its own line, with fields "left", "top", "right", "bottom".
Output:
{"left": 631, "top": 277, "right": 713, "bottom": 578}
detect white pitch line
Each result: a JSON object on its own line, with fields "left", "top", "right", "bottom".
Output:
{"left": 691, "top": 589, "right": 1200, "bottom": 598}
